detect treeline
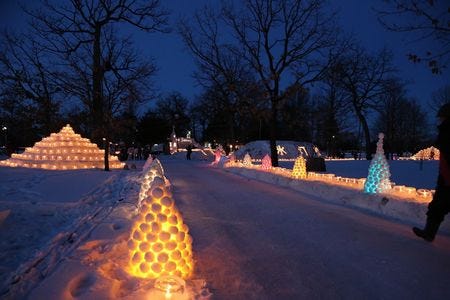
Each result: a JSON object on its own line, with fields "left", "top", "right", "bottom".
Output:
{"left": 1, "top": 0, "right": 448, "bottom": 165}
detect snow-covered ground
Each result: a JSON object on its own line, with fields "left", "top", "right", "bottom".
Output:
{"left": 0, "top": 155, "right": 449, "bottom": 299}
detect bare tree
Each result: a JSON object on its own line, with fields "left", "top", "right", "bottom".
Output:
{"left": 375, "top": 79, "right": 429, "bottom": 156}
{"left": 154, "top": 92, "right": 191, "bottom": 137}
{"left": 430, "top": 84, "right": 450, "bottom": 113}
{"left": 179, "top": 7, "right": 259, "bottom": 147}
{"left": 333, "top": 44, "right": 396, "bottom": 159}
{"left": 376, "top": 0, "right": 450, "bottom": 73}
{"left": 0, "top": 31, "right": 63, "bottom": 142}
{"left": 314, "top": 68, "right": 353, "bottom": 157}
{"left": 25, "top": 0, "right": 168, "bottom": 170}
{"left": 221, "top": 0, "right": 337, "bottom": 166}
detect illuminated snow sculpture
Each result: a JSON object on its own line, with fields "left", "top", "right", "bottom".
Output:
{"left": 412, "top": 146, "right": 440, "bottom": 160}
{"left": 243, "top": 153, "right": 252, "bottom": 166}
{"left": 128, "top": 176, "right": 194, "bottom": 280}
{"left": 0, "top": 124, "right": 123, "bottom": 170}
{"left": 213, "top": 149, "right": 222, "bottom": 165}
{"left": 138, "top": 159, "right": 166, "bottom": 204}
{"left": 142, "top": 155, "right": 154, "bottom": 172}
{"left": 277, "top": 145, "right": 287, "bottom": 156}
{"left": 364, "top": 133, "right": 391, "bottom": 194}
{"left": 291, "top": 156, "right": 307, "bottom": 179}
{"left": 261, "top": 154, "right": 272, "bottom": 170}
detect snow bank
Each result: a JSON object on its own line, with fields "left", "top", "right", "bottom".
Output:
{"left": 0, "top": 161, "right": 210, "bottom": 299}
{"left": 234, "top": 140, "right": 320, "bottom": 160}
{"left": 222, "top": 165, "right": 450, "bottom": 235}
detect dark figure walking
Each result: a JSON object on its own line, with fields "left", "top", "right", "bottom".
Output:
{"left": 186, "top": 144, "right": 192, "bottom": 160}
{"left": 413, "top": 103, "right": 450, "bottom": 242}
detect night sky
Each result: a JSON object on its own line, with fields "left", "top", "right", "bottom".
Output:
{"left": 1, "top": 0, "right": 448, "bottom": 114}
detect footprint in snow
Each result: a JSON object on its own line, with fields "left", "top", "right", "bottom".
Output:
{"left": 112, "top": 223, "right": 123, "bottom": 230}
{"left": 68, "top": 273, "right": 97, "bottom": 297}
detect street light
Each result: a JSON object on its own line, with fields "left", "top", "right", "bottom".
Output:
{"left": 2, "top": 126, "right": 7, "bottom": 147}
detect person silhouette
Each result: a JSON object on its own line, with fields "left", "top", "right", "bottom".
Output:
{"left": 413, "top": 103, "right": 450, "bottom": 242}
{"left": 186, "top": 144, "right": 192, "bottom": 160}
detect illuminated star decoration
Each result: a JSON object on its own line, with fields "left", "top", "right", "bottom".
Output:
{"left": 277, "top": 145, "right": 287, "bottom": 156}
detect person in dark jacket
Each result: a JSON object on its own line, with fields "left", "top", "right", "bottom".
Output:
{"left": 413, "top": 103, "right": 450, "bottom": 242}
{"left": 186, "top": 144, "right": 192, "bottom": 160}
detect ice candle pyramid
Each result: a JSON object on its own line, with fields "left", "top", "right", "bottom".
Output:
{"left": 0, "top": 124, "right": 124, "bottom": 170}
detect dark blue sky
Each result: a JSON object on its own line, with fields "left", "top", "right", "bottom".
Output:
{"left": 1, "top": 0, "right": 448, "bottom": 114}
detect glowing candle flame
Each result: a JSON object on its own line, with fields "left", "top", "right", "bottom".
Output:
{"left": 165, "top": 285, "right": 172, "bottom": 299}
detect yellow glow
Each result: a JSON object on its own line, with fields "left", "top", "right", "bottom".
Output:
{"left": 0, "top": 124, "right": 124, "bottom": 170}
{"left": 165, "top": 285, "right": 171, "bottom": 299}
{"left": 291, "top": 156, "right": 307, "bottom": 179}
{"left": 127, "top": 176, "right": 194, "bottom": 280}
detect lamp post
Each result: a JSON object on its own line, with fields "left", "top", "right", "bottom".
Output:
{"left": 2, "top": 126, "right": 7, "bottom": 147}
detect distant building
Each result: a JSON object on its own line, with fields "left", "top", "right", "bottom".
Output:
{"left": 168, "top": 127, "right": 200, "bottom": 154}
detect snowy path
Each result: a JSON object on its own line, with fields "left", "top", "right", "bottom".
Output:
{"left": 163, "top": 158, "right": 450, "bottom": 299}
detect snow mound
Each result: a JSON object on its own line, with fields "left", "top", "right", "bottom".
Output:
{"left": 234, "top": 140, "right": 320, "bottom": 160}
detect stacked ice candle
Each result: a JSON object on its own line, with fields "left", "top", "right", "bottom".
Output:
{"left": 128, "top": 167, "right": 194, "bottom": 279}
{"left": 242, "top": 153, "right": 252, "bottom": 167}
{"left": 364, "top": 133, "right": 391, "bottom": 194}
{"left": 261, "top": 154, "right": 272, "bottom": 170}
{"left": 0, "top": 124, "right": 123, "bottom": 170}
{"left": 291, "top": 156, "right": 307, "bottom": 179}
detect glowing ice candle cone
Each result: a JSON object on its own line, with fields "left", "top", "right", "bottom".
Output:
{"left": 142, "top": 155, "right": 154, "bottom": 172}
{"left": 364, "top": 133, "right": 391, "bottom": 194}
{"left": 128, "top": 177, "right": 194, "bottom": 279}
{"left": 213, "top": 149, "right": 221, "bottom": 165}
{"left": 291, "top": 156, "right": 307, "bottom": 179}
{"left": 138, "top": 159, "right": 165, "bottom": 204}
{"left": 261, "top": 154, "right": 272, "bottom": 170}
{"left": 242, "top": 153, "right": 252, "bottom": 166}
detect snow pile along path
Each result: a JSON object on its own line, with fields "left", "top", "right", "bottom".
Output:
{"left": 6, "top": 161, "right": 209, "bottom": 300}
{"left": 0, "top": 168, "right": 135, "bottom": 298}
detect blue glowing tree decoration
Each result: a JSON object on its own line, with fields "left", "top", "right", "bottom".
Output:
{"left": 364, "top": 133, "right": 391, "bottom": 194}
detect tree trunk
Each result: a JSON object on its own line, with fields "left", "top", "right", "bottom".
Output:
{"left": 270, "top": 98, "right": 279, "bottom": 167}
{"left": 92, "top": 24, "right": 110, "bottom": 171}
{"left": 355, "top": 109, "right": 372, "bottom": 160}
{"left": 92, "top": 24, "right": 103, "bottom": 144}
{"left": 104, "top": 136, "right": 110, "bottom": 171}
{"left": 228, "top": 111, "right": 235, "bottom": 147}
